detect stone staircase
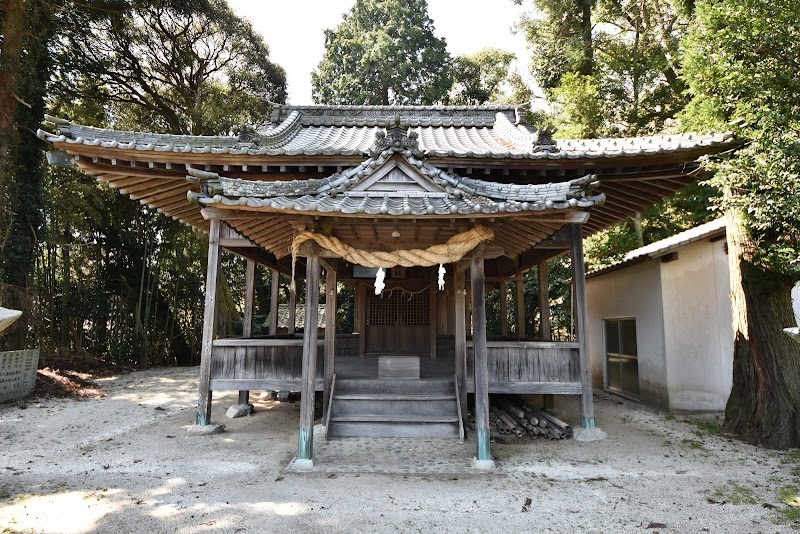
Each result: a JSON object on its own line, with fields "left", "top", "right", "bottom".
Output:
{"left": 327, "top": 378, "right": 462, "bottom": 439}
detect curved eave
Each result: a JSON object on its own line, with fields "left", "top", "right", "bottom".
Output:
{"left": 42, "top": 130, "right": 738, "bottom": 167}
{"left": 192, "top": 193, "right": 604, "bottom": 218}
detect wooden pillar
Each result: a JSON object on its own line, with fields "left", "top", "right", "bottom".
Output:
{"left": 356, "top": 283, "right": 366, "bottom": 356}
{"left": 454, "top": 265, "right": 467, "bottom": 419}
{"left": 571, "top": 223, "right": 595, "bottom": 429}
{"left": 323, "top": 267, "right": 336, "bottom": 424}
{"left": 516, "top": 279, "right": 525, "bottom": 339}
{"left": 429, "top": 285, "right": 437, "bottom": 358}
{"left": 499, "top": 281, "right": 508, "bottom": 337}
{"left": 269, "top": 268, "right": 280, "bottom": 335}
{"left": 298, "top": 248, "right": 320, "bottom": 463}
{"left": 197, "top": 219, "right": 221, "bottom": 426}
{"left": 471, "top": 249, "right": 493, "bottom": 467}
{"left": 288, "top": 276, "right": 297, "bottom": 335}
{"left": 538, "top": 261, "right": 551, "bottom": 341}
{"left": 238, "top": 259, "right": 256, "bottom": 405}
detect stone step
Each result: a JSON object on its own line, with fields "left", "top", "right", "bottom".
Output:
{"left": 327, "top": 421, "right": 460, "bottom": 439}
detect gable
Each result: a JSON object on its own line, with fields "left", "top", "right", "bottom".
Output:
{"left": 347, "top": 154, "right": 445, "bottom": 195}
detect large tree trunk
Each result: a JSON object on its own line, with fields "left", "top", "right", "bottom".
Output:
{"left": 0, "top": 0, "right": 26, "bottom": 210}
{"left": 724, "top": 209, "right": 800, "bottom": 449}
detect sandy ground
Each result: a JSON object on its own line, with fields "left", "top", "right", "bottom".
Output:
{"left": 1, "top": 367, "right": 798, "bottom": 533}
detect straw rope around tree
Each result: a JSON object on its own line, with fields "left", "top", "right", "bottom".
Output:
{"left": 290, "top": 224, "right": 494, "bottom": 274}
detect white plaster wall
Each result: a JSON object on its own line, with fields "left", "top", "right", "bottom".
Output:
{"left": 792, "top": 284, "right": 800, "bottom": 328}
{"left": 660, "top": 238, "right": 733, "bottom": 412}
{"left": 586, "top": 261, "right": 669, "bottom": 408}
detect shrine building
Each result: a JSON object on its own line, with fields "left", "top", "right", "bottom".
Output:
{"left": 38, "top": 105, "right": 736, "bottom": 467}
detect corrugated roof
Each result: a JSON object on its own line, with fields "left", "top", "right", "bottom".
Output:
{"left": 586, "top": 218, "right": 727, "bottom": 278}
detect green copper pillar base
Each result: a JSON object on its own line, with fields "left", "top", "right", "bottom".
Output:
{"left": 581, "top": 416, "right": 596, "bottom": 430}
{"left": 476, "top": 428, "right": 493, "bottom": 460}
{"left": 474, "top": 428, "right": 496, "bottom": 469}
{"left": 297, "top": 426, "right": 313, "bottom": 460}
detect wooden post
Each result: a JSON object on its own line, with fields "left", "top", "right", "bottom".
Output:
{"left": 571, "top": 223, "right": 595, "bottom": 429}
{"left": 356, "top": 283, "right": 366, "bottom": 356}
{"left": 516, "top": 279, "right": 525, "bottom": 339}
{"left": 269, "top": 268, "right": 280, "bottom": 335}
{"left": 239, "top": 259, "right": 256, "bottom": 405}
{"left": 429, "top": 285, "right": 437, "bottom": 358}
{"left": 471, "top": 249, "right": 494, "bottom": 467}
{"left": 298, "top": 248, "right": 320, "bottom": 463}
{"left": 288, "top": 275, "right": 297, "bottom": 335}
{"left": 538, "top": 261, "right": 551, "bottom": 341}
{"left": 499, "top": 280, "right": 508, "bottom": 337}
{"left": 454, "top": 264, "right": 467, "bottom": 418}
{"left": 323, "top": 267, "right": 336, "bottom": 425}
{"left": 197, "top": 219, "right": 221, "bottom": 426}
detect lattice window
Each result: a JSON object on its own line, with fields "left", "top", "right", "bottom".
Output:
{"left": 367, "top": 290, "right": 429, "bottom": 326}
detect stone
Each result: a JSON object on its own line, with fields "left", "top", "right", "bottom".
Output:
{"left": 186, "top": 423, "right": 225, "bottom": 436}
{"left": 472, "top": 458, "right": 496, "bottom": 470}
{"left": 572, "top": 427, "right": 608, "bottom": 442}
{"left": 226, "top": 403, "right": 254, "bottom": 419}
{"left": 291, "top": 458, "right": 314, "bottom": 471}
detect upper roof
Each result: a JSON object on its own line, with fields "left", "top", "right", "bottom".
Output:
{"left": 37, "top": 104, "right": 738, "bottom": 269}
{"left": 587, "top": 217, "right": 727, "bottom": 278}
{"left": 39, "top": 106, "right": 735, "bottom": 161}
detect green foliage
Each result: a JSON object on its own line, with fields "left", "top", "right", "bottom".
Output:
{"left": 520, "top": 0, "right": 690, "bottom": 137}
{"left": 52, "top": 0, "right": 287, "bottom": 135}
{"left": 712, "top": 481, "right": 757, "bottom": 505}
{"left": 518, "top": 0, "right": 594, "bottom": 88}
{"left": 777, "top": 484, "right": 800, "bottom": 521}
{"left": 4, "top": 0, "right": 289, "bottom": 363}
{"left": 311, "top": 0, "right": 451, "bottom": 105}
{"left": 689, "top": 418, "right": 722, "bottom": 435}
{"left": 583, "top": 221, "right": 639, "bottom": 271}
{"left": 550, "top": 73, "right": 602, "bottom": 138}
{"left": 445, "top": 48, "right": 516, "bottom": 106}
{"left": 0, "top": 0, "right": 53, "bottom": 348}
{"left": 681, "top": 0, "right": 800, "bottom": 276}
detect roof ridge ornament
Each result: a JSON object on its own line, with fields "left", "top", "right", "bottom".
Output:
{"left": 234, "top": 110, "right": 303, "bottom": 149}
{"left": 532, "top": 125, "right": 558, "bottom": 153}
{"left": 369, "top": 116, "right": 424, "bottom": 159}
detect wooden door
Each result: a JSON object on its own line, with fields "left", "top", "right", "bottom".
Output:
{"left": 365, "top": 289, "right": 430, "bottom": 355}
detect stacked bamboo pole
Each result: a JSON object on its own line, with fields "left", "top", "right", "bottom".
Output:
{"left": 484, "top": 396, "right": 572, "bottom": 440}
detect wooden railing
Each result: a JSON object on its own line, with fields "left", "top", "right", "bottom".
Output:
{"left": 209, "top": 337, "right": 323, "bottom": 391}
{"left": 464, "top": 340, "right": 582, "bottom": 394}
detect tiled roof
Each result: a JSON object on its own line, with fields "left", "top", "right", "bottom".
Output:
{"left": 38, "top": 106, "right": 736, "bottom": 161}
{"left": 187, "top": 129, "right": 606, "bottom": 217}
{"left": 586, "top": 218, "right": 727, "bottom": 277}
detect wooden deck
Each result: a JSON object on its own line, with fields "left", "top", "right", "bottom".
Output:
{"left": 208, "top": 335, "right": 581, "bottom": 395}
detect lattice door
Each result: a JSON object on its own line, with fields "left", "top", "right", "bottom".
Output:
{"left": 366, "top": 289, "right": 430, "bottom": 354}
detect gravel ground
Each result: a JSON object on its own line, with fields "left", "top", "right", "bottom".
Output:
{"left": 0, "top": 366, "right": 798, "bottom": 533}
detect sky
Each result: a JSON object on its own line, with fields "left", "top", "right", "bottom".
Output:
{"left": 227, "top": 0, "right": 532, "bottom": 104}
